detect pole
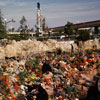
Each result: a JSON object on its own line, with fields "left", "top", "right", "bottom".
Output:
{"left": 4, "top": 19, "right": 15, "bottom": 31}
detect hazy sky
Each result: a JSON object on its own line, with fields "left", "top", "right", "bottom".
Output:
{"left": 0, "top": 0, "right": 100, "bottom": 30}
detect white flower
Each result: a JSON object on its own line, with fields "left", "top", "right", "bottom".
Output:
{"left": 7, "top": 67, "right": 13, "bottom": 73}
{"left": 75, "top": 98, "right": 79, "bottom": 100}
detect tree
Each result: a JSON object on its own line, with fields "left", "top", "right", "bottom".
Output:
{"left": 77, "top": 30, "right": 90, "bottom": 41}
{"left": 0, "top": 9, "right": 7, "bottom": 39}
{"left": 20, "top": 16, "right": 26, "bottom": 26}
{"left": 42, "top": 17, "right": 48, "bottom": 32}
{"left": 18, "top": 16, "right": 29, "bottom": 34}
{"left": 64, "top": 21, "right": 73, "bottom": 36}
{"left": 30, "top": 28, "right": 34, "bottom": 32}
{"left": 8, "top": 27, "right": 15, "bottom": 32}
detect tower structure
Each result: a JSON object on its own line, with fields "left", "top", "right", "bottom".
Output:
{"left": 36, "top": 2, "right": 43, "bottom": 35}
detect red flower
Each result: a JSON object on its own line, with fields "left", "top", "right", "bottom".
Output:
{"left": 71, "top": 65, "right": 76, "bottom": 68}
{"left": 57, "top": 96, "right": 63, "bottom": 100}
{"left": 6, "top": 95, "right": 11, "bottom": 99}
{"left": 11, "top": 97, "right": 18, "bottom": 100}
{"left": 14, "top": 82, "right": 20, "bottom": 89}
{"left": 36, "top": 72, "right": 41, "bottom": 77}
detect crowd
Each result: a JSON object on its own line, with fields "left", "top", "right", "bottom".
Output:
{"left": 0, "top": 50, "right": 100, "bottom": 100}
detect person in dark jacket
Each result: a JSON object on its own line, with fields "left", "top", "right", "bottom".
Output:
{"left": 86, "top": 76, "right": 100, "bottom": 100}
{"left": 42, "top": 60, "right": 52, "bottom": 74}
{"left": 25, "top": 84, "right": 48, "bottom": 100}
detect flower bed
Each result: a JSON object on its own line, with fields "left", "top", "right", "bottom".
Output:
{"left": 0, "top": 51, "right": 100, "bottom": 100}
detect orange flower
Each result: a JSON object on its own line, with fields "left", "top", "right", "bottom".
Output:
{"left": 40, "top": 65, "right": 43, "bottom": 70}
{"left": 14, "top": 82, "right": 20, "bottom": 89}
{"left": 14, "top": 75, "right": 19, "bottom": 79}
{"left": 13, "top": 82, "right": 20, "bottom": 93}
{"left": 36, "top": 72, "right": 41, "bottom": 77}
{"left": 57, "top": 96, "right": 63, "bottom": 100}
{"left": 1, "top": 75, "right": 6, "bottom": 81}
{"left": 11, "top": 97, "right": 18, "bottom": 100}
{"left": 71, "top": 65, "right": 76, "bottom": 68}
{"left": 93, "top": 57, "right": 97, "bottom": 61}
{"left": 5, "top": 80, "right": 9, "bottom": 86}
{"left": 6, "top": 95, "right": 11, "bottom": 99}
{"left": 10, "top": 91, "right": 14, "bottom": 96}
{"left": 44, "top": 78, "right": 50, "bottom": 84}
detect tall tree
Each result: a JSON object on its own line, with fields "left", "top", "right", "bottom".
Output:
{"left": 42, "top": 17, "right": 48, "bottom": 32}
{"left": 20, "top": 16, "right": 26, "bottom": 26}
{"left": 64, "top": 21, "right": 73, "bottom": 36}
{"left": 19, "top": 16, "right": 29, "bottom": 34}
{"left": 0, "top": 9, "right": 7, "bottom": 39}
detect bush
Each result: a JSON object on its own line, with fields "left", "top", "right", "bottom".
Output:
{"left": 7, "top": 34, "right": 30, "bottom": 41}
{"left": 37, "top": 37, "right": 48, "bottom": 41}
{"left": 0, "top": 33, "right": 7, "bottom": 39}
{"left": 77, "top": 30, "right": 90, "bottom": 41}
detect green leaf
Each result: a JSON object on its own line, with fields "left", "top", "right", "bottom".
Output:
{"left": 2, "top": 96, "right": 10, "bottom": 100}
{"left": 0, "top": 72, "right": 3, "bottom": 76}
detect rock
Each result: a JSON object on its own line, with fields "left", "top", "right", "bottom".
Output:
{"left": 5, "top": 44, "right": 17, "bottom": 57}
{"left": 0, "top": 47, "right": 5, "bottom": 60}
{"left": 1, "top": 38, "right": 100, "bottom": 58}
{"left": 93, "top": 38, "right": 100, "bottom": 49}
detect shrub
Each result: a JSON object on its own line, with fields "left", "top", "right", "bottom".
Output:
{"left": 7, "top": 34, "right": 30, "bottom": 41}
{"left": 77, "top": 30, "right": 90, "bottom": 41}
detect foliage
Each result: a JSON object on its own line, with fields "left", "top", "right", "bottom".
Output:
{"left": 66, "top": 85, "right": 79, "bottom": 98}
{"left": 20, "top": 34, "right": 30, "bottom": 40}
{"left": 0, "top": 9, "right": 7, "bottom": 39}
{"left": 77, "top": 30, "right": 90, "bottom": 41}
{"left": 18, "top": 69, "right": 28, "bottom": 85}
{"left": 7, "top": 34, "right": 30, "bottom": 41}
{"left": 42, "top": 17, "right": 48, "bottom": 32}
{"left": 18, "top": 16, "right": 29, "bottom": 34}
{"left": 25, "top": 57, "right": 41, "bottom": 72}
{"left": 64, "top": 21, "right": 74, "bottom": 35}
{"left": 36, "top": 37, "right": 48, "bottom": 41}
{"left": 2, "top": 96, "right": 10, "bottom": 100}
{"left": 8, "top": 27, "right": 15, "bottom": 32}
{"left": 20, "top": 16, "right": 26, "bottom": 25}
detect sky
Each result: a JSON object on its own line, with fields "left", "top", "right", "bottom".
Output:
{"left": 0, "top": 0, "right": 100, "bottom": 30}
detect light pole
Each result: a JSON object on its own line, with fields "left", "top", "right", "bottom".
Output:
{"left": 4, "top": 18, "right": 7, "bottom": 29}
{"left": 4, "top": 19, "right": 15, "bottom": 31}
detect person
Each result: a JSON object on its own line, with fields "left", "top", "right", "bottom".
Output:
{"left": 42, "top": 60, "right": 52, "bottom": 74}
{"left": 25, "top": 84, "right": 48, "bottom": 100}
{"left": 85, "top": 75, "right": 100, "bottom": 100}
